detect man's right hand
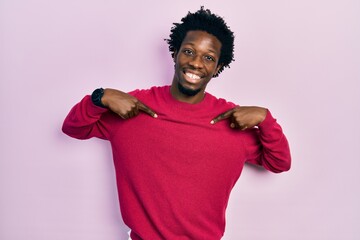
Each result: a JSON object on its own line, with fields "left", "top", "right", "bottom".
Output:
{"left": 101, "top": 88, "right": 158, "bottom": 119}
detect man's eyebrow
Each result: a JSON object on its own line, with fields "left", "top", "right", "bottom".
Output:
{"left": 181, "top": 42, "right": 195, "bottom": 47}
{"left": 182, "top": 42, "right": 219, "bottom": 54}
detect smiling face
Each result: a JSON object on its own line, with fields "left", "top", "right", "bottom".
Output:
{"left": 171, "top": 30, "right": 222, "bottom": 103}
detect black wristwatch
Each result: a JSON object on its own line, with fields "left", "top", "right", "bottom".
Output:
{"left": 91, "top": 88, "right": 106, "bottom": 108}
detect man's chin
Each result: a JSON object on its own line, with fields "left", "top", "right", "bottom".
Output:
{"left": 177, "top": 83, "right": 201, "bottom": 96}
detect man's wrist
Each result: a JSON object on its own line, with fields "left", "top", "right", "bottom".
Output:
{"left": 91, "top": 88, "right": 107, "bottom": 108}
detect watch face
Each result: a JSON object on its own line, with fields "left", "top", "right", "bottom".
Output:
{"left": 92, "top": 88, "right": 104, "bottom": 107}
{"left": 95, "top": 89, "right": 102, "bottom": 98}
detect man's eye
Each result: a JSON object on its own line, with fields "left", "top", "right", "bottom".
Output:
{"left": 183, "top": 49, "right": 193, "bottom": 55}
{"left": 205, "top": 56, "right": 215, "bottom": 62}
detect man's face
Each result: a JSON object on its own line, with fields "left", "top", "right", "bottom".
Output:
{"left": 173, "top": 30, "right": 222, "bottom": 96}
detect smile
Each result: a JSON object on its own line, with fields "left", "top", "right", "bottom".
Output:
{"left": 183, "top": 70, "right": 204, "bottom": 84}
{"left": 185, "top": 72, "right": 201, "bottom": 80}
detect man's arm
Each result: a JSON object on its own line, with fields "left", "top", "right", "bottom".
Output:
{"left": 211, "top": 106, "right": 291, "bottom": 173}
{"left": 101, "top": 88, "right": 157, "bottom": 119}
{"left": 62, "top": 94, "right": 110, "bottom": 140}
{"left": 62, "top": 88, "right": 157, "bottom": 140}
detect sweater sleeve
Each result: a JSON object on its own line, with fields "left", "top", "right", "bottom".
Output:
{"left": 245, "top": 110, "right": 291, "bottom": 173}
{"left": 62, "top": 95, "right": 111, "bottom": 140}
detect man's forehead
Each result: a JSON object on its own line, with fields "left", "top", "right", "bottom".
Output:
{"left": 181, "top": 31, "right": 222, "bottom": 53}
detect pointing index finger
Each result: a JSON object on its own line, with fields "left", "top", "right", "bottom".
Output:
{"left": 210, "top": 108, "right": 236, "bottom": 124}
{"left": 138, "top": 101, "right": 158, "bottom": 118}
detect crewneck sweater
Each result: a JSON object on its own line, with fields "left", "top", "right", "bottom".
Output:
{"left": 62, "top": 85, "right": 291, "bottom": 240}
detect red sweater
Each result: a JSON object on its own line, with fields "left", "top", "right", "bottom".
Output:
{"left": 62, "top": 86, "right": 291, "bottom": 240}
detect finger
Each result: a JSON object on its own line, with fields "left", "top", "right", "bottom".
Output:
{"left": 230, "top": 121, "right": 248, "bottom": 130}
{"left": 118, "top": 113, "right": 129, "bottom": 120}
{"left": 210, "top": 108, "right": 236, "bottom": 124}
{"left": 127, "top": 110, "right": 136, "bottom": 119}
{"left": 117, "top": 106, "right": 138, "bottom": 119}
{"left": 131, "top": 105, "right": 139, "bottom": 118}
{"left": 241, "top": 126, "right": 248, "bottom": 130}
{"left": 137, "top": 101, "right": 158, "bottom": 118}
{"left": 230, "top": 114, "right": 249, "bottom": 130}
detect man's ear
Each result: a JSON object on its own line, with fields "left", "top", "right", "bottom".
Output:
{"left": 213, "top": 63, "right": 223, "bottom": 77}
{"left": 172, "top": 50, "right": 178, "bottom": 62}
{"left": 216, "top": 63, "right": 223, "bottom": 72}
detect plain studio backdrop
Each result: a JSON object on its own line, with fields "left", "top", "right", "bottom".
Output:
{"left": 0, "top": 0, "right": 359, "bottom": 239}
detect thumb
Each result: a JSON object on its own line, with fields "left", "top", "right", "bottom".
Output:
{"left": 138, "top": 101, "right": 158, "bottom": 118}
{"left": 210, "top": 108, "right": 236, "bottom": 124}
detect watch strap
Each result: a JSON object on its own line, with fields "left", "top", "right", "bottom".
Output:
{"left": 91, "top": 88, "right": 106, "bottom": 108}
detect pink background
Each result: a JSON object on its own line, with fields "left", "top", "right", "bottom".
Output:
{"left": 1, "top": 0, "right": 359, "bottom": 239}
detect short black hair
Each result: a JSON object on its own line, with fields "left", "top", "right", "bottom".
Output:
{"left": 165, "top": 6, "right": 235, "bottom": 77}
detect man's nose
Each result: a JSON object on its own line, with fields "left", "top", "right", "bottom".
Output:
{"left": 189, "top": 56, "right": 203, "bottom": 68}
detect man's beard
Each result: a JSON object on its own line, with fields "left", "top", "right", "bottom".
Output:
{"left": 177, "top": 82, "right": 201, "bottom": 96}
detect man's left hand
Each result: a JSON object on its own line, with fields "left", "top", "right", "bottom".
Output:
{"left": 211, "top": 106, "right": 267, "bottom": 130}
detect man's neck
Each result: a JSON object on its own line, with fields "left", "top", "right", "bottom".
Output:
{"left": 170, "top": 83, "right": 205, "bottom": 104}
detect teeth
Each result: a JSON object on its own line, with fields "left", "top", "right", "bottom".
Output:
{"left": 185, "top": 72, "right": 201, "bottom": 80}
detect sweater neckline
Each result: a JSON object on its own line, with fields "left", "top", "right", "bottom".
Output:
{"left": 163, "top": 85, "right": 211, "bottom": 111}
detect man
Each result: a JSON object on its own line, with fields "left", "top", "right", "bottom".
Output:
{"left": 62, "top": 7, "right": 291, "bottom": 240}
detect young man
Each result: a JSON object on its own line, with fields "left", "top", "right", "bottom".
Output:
{"left": 62, "top": 7, "right": 291, "bottom": 240}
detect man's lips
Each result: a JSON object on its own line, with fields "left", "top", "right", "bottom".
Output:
{"left": 183, "top": 70, "right": 204, "bottom": 84}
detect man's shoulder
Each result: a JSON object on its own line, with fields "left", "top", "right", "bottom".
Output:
{"left": 205, "top": 92, "right": 236, "bottom": 108}
{"left": 129, "top": 85, "right": 169, "bottom": 96}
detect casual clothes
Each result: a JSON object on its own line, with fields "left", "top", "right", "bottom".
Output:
{"left": 62, "top": 85, "right": 291, "bottom": 239}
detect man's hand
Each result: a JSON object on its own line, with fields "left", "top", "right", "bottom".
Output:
{"left": 101, "top": 88, "right": 158, "bottom": 119}
{"left": 211, "top": 106, "right": 267, "bottom": 130}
